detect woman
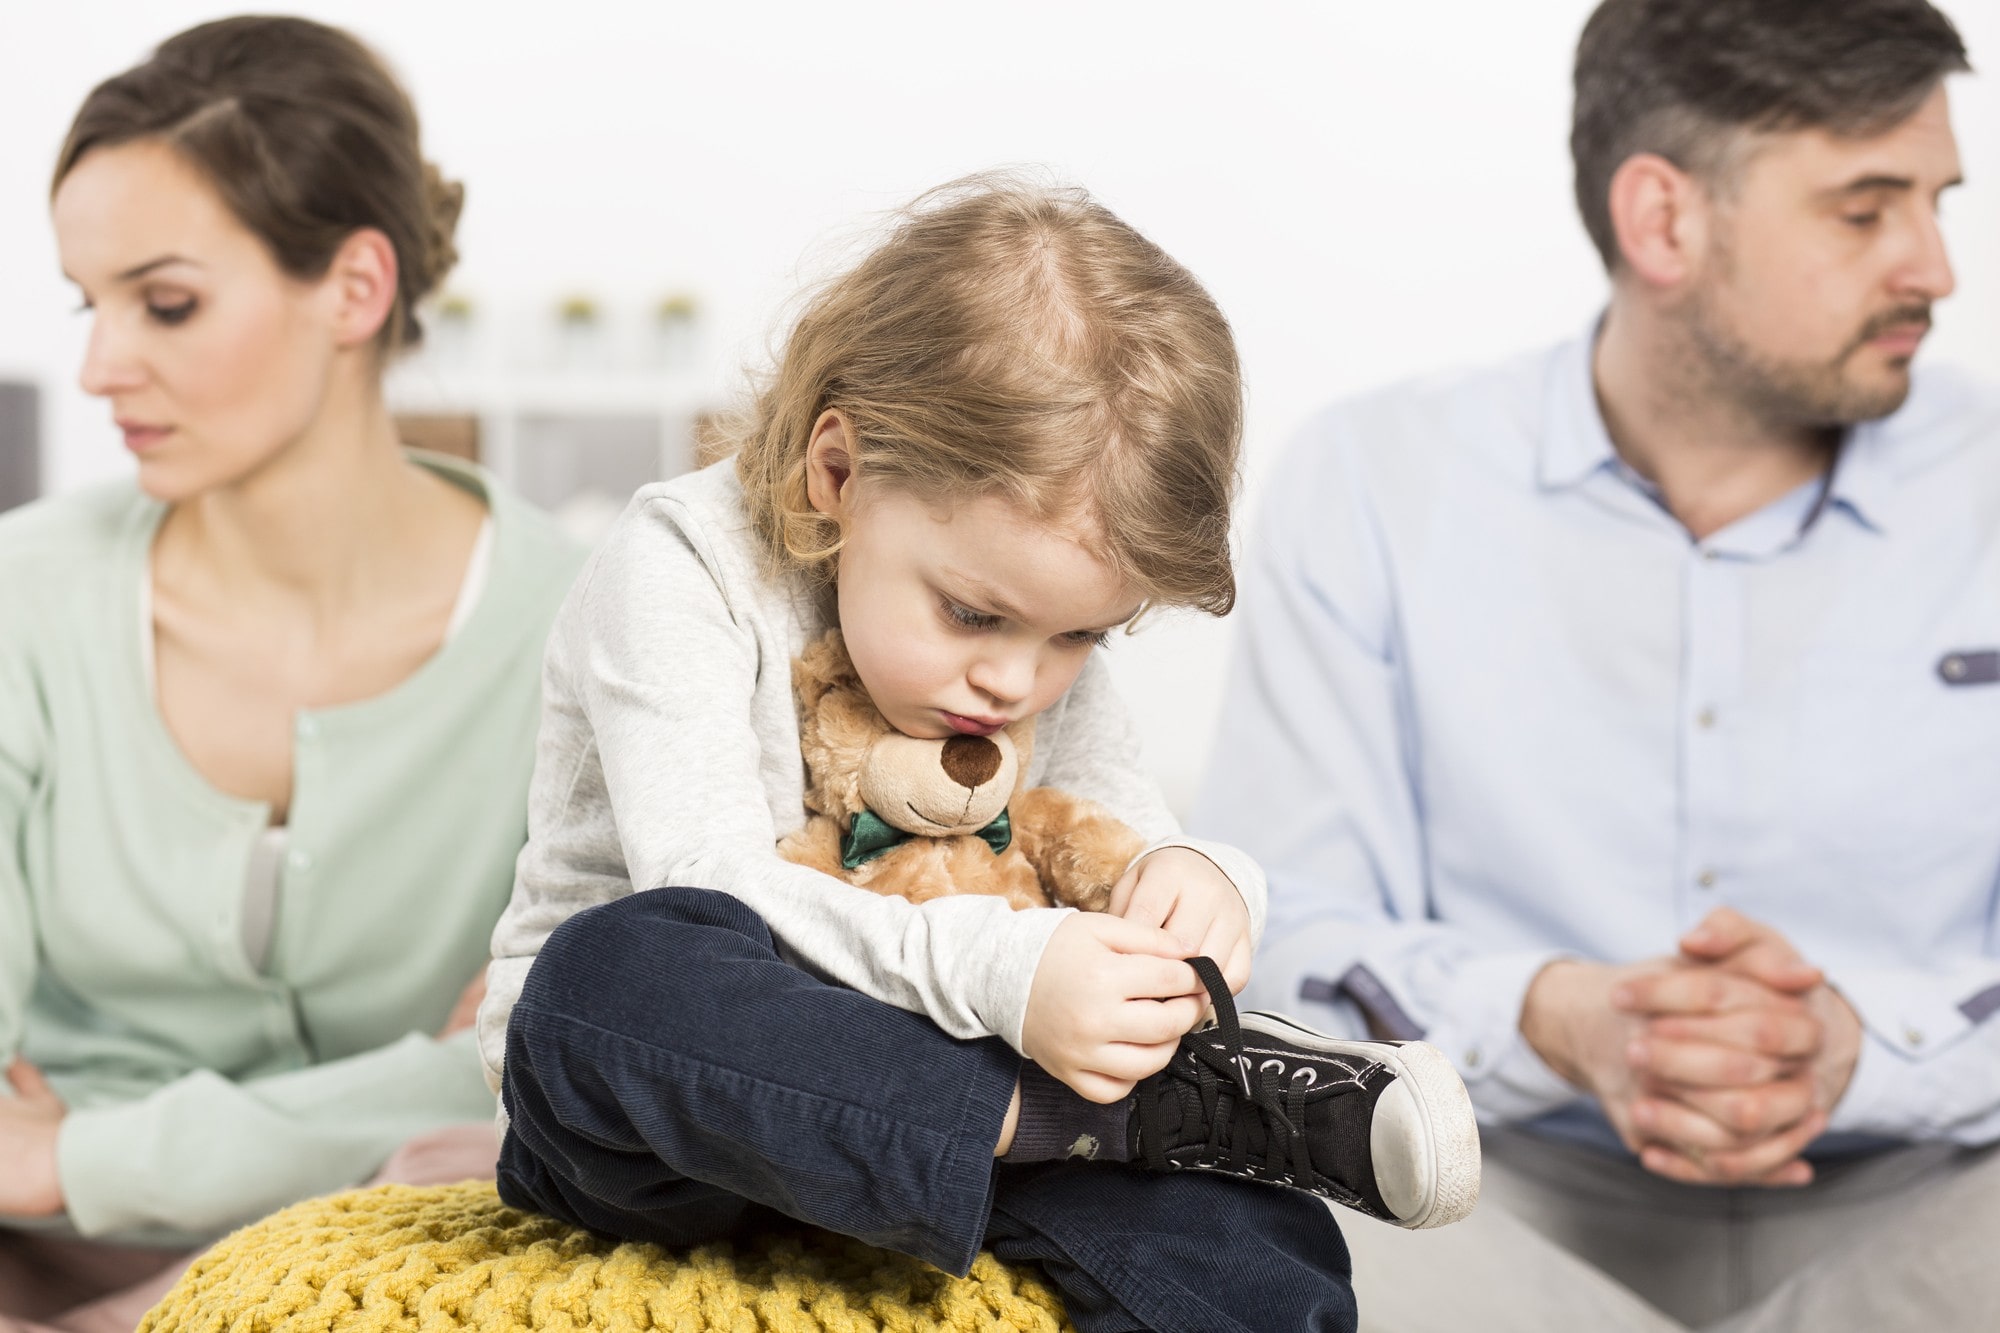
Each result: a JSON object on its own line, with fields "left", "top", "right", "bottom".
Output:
{"left": 0, "top": 15, "right": 583, "bottom": 1325}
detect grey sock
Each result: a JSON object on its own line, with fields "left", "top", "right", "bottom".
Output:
{"left": 1002, "top": 1061, "right": 1133, "bottom": 1163}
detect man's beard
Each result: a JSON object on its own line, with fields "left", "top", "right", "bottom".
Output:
{"left": 1681, "top": 290, "right": 1930, "bottom": 429}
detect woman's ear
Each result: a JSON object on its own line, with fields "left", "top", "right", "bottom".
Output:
{"left": 1606, "top": 152, "right": 1710, "bottom": 291}
{"left": 805, "top": 410, "right": 858, "bottom": 518}
{"left": 324, "top": 227, "right": 400, "bottom": 348}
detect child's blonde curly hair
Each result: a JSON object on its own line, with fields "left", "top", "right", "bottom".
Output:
{"left": 720, "top": 172, "right": 1243, "bottom": 617}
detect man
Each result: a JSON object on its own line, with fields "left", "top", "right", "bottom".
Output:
{"left": 1197, "top": 1, "right": 2000, "bottom": 1328}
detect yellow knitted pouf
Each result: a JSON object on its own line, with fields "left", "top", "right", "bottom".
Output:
{"left": 139, "top": 1181, "right": 1076, "bottom": 1333}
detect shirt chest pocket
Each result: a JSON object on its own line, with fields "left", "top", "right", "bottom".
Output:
{"left": 1790, "top": 652, "right": 2000, "bottom": 868}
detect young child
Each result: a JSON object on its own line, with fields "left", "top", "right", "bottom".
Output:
{"left": 479, "top": 177, "right": 1477, "bottom": 1333}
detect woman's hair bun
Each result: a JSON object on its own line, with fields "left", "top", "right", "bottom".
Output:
{"left": 415, "top": 161, "right": 464, "bottom": 305}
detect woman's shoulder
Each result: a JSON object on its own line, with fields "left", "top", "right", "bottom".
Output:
{"left": 0, "top": 481, "right": 153, "bottom": 605}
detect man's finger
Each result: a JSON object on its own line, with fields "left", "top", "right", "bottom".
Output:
{"left": 1679, "top": 906, "right": 1756, "bottom": 955}
{"left": 1679, "top": 911, "right": 1820, "bottom": 991}
{"left": 1640, "top": 1110, "right": 1826, "bottom": 1186}
{"left": 1614, "top": 969, "right": 1805, "bottom": 1018}
{"left": 1693, "top": 1108, "right": 1827, "bottom": 1185}
{"left": 1660, "top": 1077, "right": 1817, "bottom": 1140}
{"left": 1628, "top": 1093, "right": 1749, "bottom": 1152}
{"left": 1628, "top": 1035, "right": 1796, "bottom": 1088}
{"left": 1646, "top": 1008, "right": 1823, "bottom": 1060}
{"left": 1690, "top": 940, "right": 1821, "bottom": 994}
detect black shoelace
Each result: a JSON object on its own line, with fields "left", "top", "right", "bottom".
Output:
{"left": 1134, "top": 956, "right": 1325, "bottom": 1190}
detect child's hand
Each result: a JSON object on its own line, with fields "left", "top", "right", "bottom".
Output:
{"left": 1022, "top": 914, "right": 1206, "bottom": 1104}
{"left": 1109, "top": 847, "right": 1253, "bottom": 996}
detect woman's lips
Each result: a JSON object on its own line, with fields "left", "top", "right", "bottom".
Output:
{"left": 118, "top": 423, "right": 172, "bottom": 454}
{"left": 941, "top": 711, "right": 1005, "bottom": 737}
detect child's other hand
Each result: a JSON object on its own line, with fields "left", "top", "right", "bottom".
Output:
{"left": 1109, "top": 846, "right": 1252, "bottom": 996}
{"left": 1022, "top": 914, "right": 1205, "bottom": 1104}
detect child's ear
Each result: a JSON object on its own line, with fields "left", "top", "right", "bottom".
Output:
{"left": 805, "top": 410, "right": 858, "bottom": 517}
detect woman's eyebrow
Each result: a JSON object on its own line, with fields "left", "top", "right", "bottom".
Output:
{"left": 116, "top": 254, "right": 200, "bottom": 281}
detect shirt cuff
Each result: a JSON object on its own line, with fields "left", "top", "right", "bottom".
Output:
{"left": 1416, "top": 947, "right": 1581, "bottom": 1124}
{"left": 57, "top": 1094, "right": 179, "bottom": 1241}
{"left": 1249, "top": 921, "right": 1580, "bottom": 1125}
{"left": 1135, "top": 836, "right": 1269, "bottom": 950}
{"left": 973, "top": 904, "right": 1075, "bottom": 1054}
{"left": 1828, "top": 963, "right": 2000, "bottom": 1062}
{"left": 1824, "top": 963, "right": 2000, "bottom": 1138}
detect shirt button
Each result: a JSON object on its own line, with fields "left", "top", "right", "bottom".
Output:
{"left": 1696, "top": 707, "right": 1718, "bottom": 729}
{"left": 1702, "top": 549, "right": 1721, "bottom": 562}
{"left": 1696, "top": 869, "right": 1718, "bottom": 890}
{"left": 1463, "top": 1048, "right": 1483, "bottom": 1070}
{"left": 296, "top": 716, "right": 318, "bottom": 741}
{"left": 288, "top": 849, "right": 313, "bottom": 873}
{"left": 1905, "top": 1027, "right": 1925, "bottom": 1047}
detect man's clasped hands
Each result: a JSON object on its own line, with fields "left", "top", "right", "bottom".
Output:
{"left": 1522, "top": 907, "right": 1864, "bottom": 1187}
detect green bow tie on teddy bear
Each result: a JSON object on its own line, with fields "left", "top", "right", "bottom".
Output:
{"left": 841, "top": 807, "right": 1013, "bottom": 870}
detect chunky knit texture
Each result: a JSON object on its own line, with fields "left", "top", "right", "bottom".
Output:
{"left": 138, "top": 1182, "right": 1076, "bottom": 1333}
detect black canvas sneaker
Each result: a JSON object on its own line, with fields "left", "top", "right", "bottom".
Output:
{"left": 1129, "top": 957, "right": 1481, "bottom": 1229}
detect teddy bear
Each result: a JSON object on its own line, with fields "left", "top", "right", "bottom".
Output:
{"left": 777, "top": 629, "right": 1147, "bottom": 911}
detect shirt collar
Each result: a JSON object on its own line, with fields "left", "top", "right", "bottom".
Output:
{"left": 1538, "top": 313, "right": 1897, "bottom": 535}
{"left": 1536, "top": 318, "right": 1620, "bottom": 493}
{"left": 1822, "top": 420, "right": 1894, "bottom": 535}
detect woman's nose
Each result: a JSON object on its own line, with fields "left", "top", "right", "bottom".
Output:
{"left": 77, "top": 315, "right": 145, "bottom": 398}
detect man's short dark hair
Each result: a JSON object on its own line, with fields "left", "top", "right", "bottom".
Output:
{"left": 1572, "top": 0, "right": 1970, "bottom": 270}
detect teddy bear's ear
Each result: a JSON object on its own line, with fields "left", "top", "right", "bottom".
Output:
{"left": 1003, "top": 715, "right": 1037, "bottom": 797}
{"left": 793, "top": 628, "right": 881, "bottom": 818}
{"left": 793, "top": 630, "right": 863, "bottom": 728}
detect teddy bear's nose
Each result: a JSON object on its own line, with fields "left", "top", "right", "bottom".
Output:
{"left": 940, "top": 734, "right": 1003, "bottom": 790}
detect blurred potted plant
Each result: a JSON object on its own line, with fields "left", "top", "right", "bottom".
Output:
{"left": 426, "top": 291, "right": 476, "bottom": 368}
{"left": 650, "top": 292, "right": 701, "bottom": 371}
{"left": 554, "top": 293, "right": 608, "bottom": 371}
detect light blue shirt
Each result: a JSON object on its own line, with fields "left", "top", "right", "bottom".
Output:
{"left": 1196, "top": 328, "right": 2000, "bottom": 1152}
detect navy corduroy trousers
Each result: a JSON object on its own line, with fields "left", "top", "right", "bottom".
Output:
{"left": 496, "top": 888, "right": 1356, "bottom": 1333}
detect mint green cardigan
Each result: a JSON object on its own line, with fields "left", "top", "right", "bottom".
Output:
{"left": 0, "top": 455, "right": 584, "bottom": 1247}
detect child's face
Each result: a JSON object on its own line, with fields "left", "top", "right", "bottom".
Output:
{"left": 810, "top": 419, "right": 1139, "bottom": 741}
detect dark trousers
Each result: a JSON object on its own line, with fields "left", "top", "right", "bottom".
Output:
{"left": 497, "top": 888, "right": 1356, "bottom": 1333}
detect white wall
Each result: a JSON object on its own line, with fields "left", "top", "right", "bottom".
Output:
{"left": 5, "top": 0, "right": 1999, "bottom": 812}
